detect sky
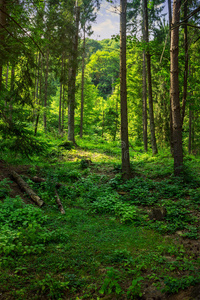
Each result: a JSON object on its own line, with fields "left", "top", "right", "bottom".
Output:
{"left": 90, "top": 0, "right": 169, "bottom": 40}
{"left": 91, "top": 0, "right": 120, "bottom": 40}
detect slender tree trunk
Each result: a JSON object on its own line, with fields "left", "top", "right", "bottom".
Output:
{"left": 181, "top": 1, "right": 188, "bottom": 125}
{"left": 9, "top": 65, "right": 14, "bottom": 121}
{"left": 168, "top": 0, "right": 174, "bottom": 155}
{"left": 80, "top": 25, "right": 86, "bottom": 138}
{"left": 142, "top": 0, "right": 148, "bottom": 152}
{"left": 113, "top": 95, "right": 119, "bottom": 141}
{"left": 143, "top": 0, "right": 157, "bottom": 155}
{"left": 43, "top": 49, "right": 49, "bottom": 131}
{"left": 68, "top": 0, "right": 80, "bottom": 143}
{"left": 35, "top": 54, "right": 43, "bottom": 136}
{"left": 0, "top": 0, "right": 6, "bottom": 91}
{"left": 5, "top": 63, "right": 8, "bottom": 88}
{"left": 59, "top": 54, "right": 64, "bottom": 134}
{"left": 188, "top": 108, "right": 192, "bottom": 154}
{"left": 62, "top": 85, "right": 65, "bottom": 132}
{"left": 102, "top": 110, "right": 104, "bottom": 138}
{"left": 142, "top": 51, "right": 148, "bottom": 152}
{"left": 120, "top": 0, "right": 131, "bottom": 179}
{"left": 170, "top": 0, "right": 183, "bottom": 176}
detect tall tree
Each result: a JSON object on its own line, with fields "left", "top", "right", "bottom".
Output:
{"left": 168, "top": 0, "right": 174, "bottom": 155}
{"left": 181, "top": 0, "right": 188, "bottom": 125}
{"left": 68, "top": 0, "right": 80, "bottom": 143}
{"left": 170, "top": 0, "right": 183, "bottom": 176}
{"left": 120, "top": 0, "right": 131, "bottom": 179}
{"left": 143, "top": 0, "right": 158, "bottom": 155}
{"left": 142, "top": 0, "right": 147, "bottom": 152}
{"left": 0, "top": 0, "right": 6, "bottom": 91}
{"left": 80, "top": 25, "right": 85, "bottom": 138}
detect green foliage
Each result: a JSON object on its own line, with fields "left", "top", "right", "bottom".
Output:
{"left": 0, "top": 197, "right": 68, "bottom": 257}
{"left": 127, "top": 276, "right": 143, "bottom": 298}
{"left": 33, "top": 273, "right": 69, "bottom": 299}
{"left": 0, "top": 178, "right": 11, "bottom": 198}
{"left": 99, "top": 267, "right": 123, "bottom": 295}
{"left": 163, "top": 275, "right": 200, "bottom": 294}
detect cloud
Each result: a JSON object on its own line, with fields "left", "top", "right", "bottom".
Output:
{"left": 90, "top": 0, "right": 120, "bottom": 40}
{"left": 92, "top": 18, "right": 119, "bottom": 39}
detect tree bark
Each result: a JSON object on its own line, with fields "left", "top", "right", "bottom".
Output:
{"left": 142, "top": 0, "right": 147, "bottom": 152}
{"left": 35, "top": 52, "right": 43, "bottom": 136}
{"left": 0, "top": 0, "right": 6, "bottom": 91}
{"left": 55, "top": 190, "right": 65, "bottom": 214}
{"left": 59, "top": 54, "right": 64, "bottom": 134}
{"left": 143, "top": 0, "right": 157, "bottom": 155}
{"left": 80, "top": 25, "right": 86, "bottom": 138}
{"left": 68, "top": 1, "right": 80, "bottom": 143}
{"left": 168, "top": 0, "right": 174, "bottom": 155}
{"left": 62, "top": 85, "right": 65, "bottom": 132}
{"left": 120, "top": 0, "right": 131, "bottom": 179}
{"left": 188, "top": 108, "right": 192, "bottom": 154}
{"left": 181, "top": 0, "right": 188, "bottom": 125}
{"left": 44, "top": 49, "right": 49, "bottom": 131}
{"left": 170, "top": 0, "right": 183, "bottom": 176}
{"left": 11, "top": 171, "right": 44, "bottom": 207}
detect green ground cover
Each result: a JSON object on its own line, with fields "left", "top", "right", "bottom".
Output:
{"left": 0, "top": 138, "right": 199, "bottom": 299}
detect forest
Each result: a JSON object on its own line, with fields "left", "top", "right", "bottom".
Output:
{"left": 0, "top": 0, "right": 200, "bottom": 299}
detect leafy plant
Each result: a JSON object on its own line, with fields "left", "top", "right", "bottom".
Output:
{"left": 0, "top": 178, "right": 11, "bottom": 198}
{"left": 99, "top": 267, "right": 123, "bottom": 295}
{"left": 127, "top": 276, "right": 144, "bottom": 298}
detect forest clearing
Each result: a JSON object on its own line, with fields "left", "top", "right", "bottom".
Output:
{"left": 1, "top": 0, "right": 200, "bottom": 299}
{"left": 0, "top": 139, "right": 200, "bottom": 299}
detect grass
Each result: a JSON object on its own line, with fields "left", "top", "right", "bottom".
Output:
{"left": 0, "top": 137, "right": 200, "bottom": 299}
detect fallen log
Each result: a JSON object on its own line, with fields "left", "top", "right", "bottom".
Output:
{"left": 55, "top": 189, "right": 65, "bottom": 214}
{"left": 31, "top": 176, "right": 65, "bottom": 213}
{"left": 10, "top": 170, "right": 44, "bottom": 207}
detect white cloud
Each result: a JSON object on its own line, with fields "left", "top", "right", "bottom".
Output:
{"left": 90, "top": 0, "right": 120, "bottom": 40}
{"left": 92, "top": 18, "right": 119, "bottom": 40}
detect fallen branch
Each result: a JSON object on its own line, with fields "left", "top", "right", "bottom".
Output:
{"left": 55, "top": 189, "right": 65, "bottom": 214}
{"left": 31, "top": 176, "right": 65, "bottom": 214}
{"left": 10, "top": 170, "right": 44, "bottom": 207}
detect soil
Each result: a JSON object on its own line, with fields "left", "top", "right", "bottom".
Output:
{"left": 0, "top": 159, "right": 199, "bottom": 300}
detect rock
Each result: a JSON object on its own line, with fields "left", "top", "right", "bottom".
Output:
{"left": 148, "top": 207, "right": 167, "bottom": 221}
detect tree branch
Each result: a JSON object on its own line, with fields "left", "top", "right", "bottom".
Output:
{"left": 0, "top": 8, "right": 44, "bottom": 55}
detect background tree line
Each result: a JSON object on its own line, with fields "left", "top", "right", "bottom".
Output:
{"left": 0, "top": 0, "right": 200, "bottom": 176}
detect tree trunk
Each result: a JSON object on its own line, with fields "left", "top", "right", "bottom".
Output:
{"left": 80, "top": 25, "right": 86, "bottom": 138}
{"left": 181, "top": 1, "right": 188, "bottom": 125}
{"left": 0, "top": 0, "right": 6, "bottom": 91}
{"left": 143, "top": 0, "right": 157, "bottom": 155}
{"left": 170, "top": 0, "right": 183, "bottom": 176}
{"left": 62, "top": 85, "right": 65, "bottom": 132}
{"left": 168, "top": 0, "right": 174, "bottom": 155}
{"left": 35, "top": 52, "right": 43, "bottom": 136}
{"left": 142, "top": 51, "right": 148, "bottom": 152}
{"left": 5, "top": 63, "right": 8, "bottom": 89}
{"left": 10, "top": 171, "right": 44, "bottom": 207}
{"left": 59, "top": 54, "right": 64, "bottom": 134}
{"left": 120, "top": 0, "right": 131, "bottom": 180}
{"left": 188, "top": 108, "right": 192, "bottom": 154}
{"left": 44, "top": 49, "right": 49, "bottom": 131}
{"left": 113, "top": 94, "right": 119, "bottom": 141}
{"left": 102, "top": 110, "right": 104, "bottom": 138}
{"left": 142, "top": 0, "right": 148, "bottom": 152}
{"left": 68, "top": 1, "right": 80, "bottom": 143}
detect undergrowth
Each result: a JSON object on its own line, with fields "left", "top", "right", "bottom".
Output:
{"left": 0, "top": 141, "right": 200, "bottom": 299}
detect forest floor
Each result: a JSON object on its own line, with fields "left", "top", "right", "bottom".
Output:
{"left": 0, "top": 144, "right": 200, "bottom": 300}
